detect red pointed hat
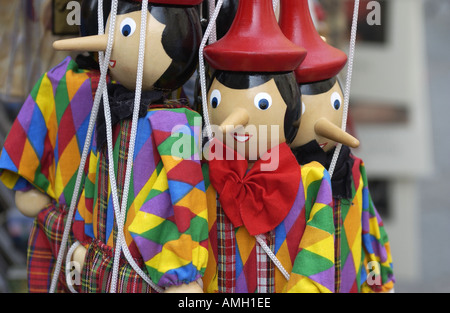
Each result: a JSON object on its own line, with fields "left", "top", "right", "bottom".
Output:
{"left": 279, "top": 0, "right": 348, "bottom": 83}
{"left": 204, "top": 0, "right": 306, "bottom": 72}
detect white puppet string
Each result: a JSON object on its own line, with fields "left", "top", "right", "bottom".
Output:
{"left": 255, "top": 234, "right": 290, "bottom": 281}
{"left": 328, "top": 0, "right": 360, "bottom": 178}
{"left": 208, "top": 0, "right": 217, "bottom": 44}
{"left": 199, "top": 0, "right": 360, "bottom": 283}
{"left": 95, "top": 0, "right": 124, "bottom": 294}
{"left": 199, "top": 0, "right": 224, "bottom": 142}
{"left": 200, "top": 0, "right": 279, "bottom": 142}
{"left": 49, "top": 0, "right": 119, "bottom": 294}
{"left": 107, "top": 0, "right": 163, "bottom": 293}
{"left": 273, "top": 0, "right": 279, "bottom": 12}
{"left": 199, "top": 0, "right": 291, "bottom": 282}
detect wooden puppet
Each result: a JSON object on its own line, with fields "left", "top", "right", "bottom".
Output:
{"left": 0, "top": 0, "right": 208, "bottom": 293}
{"left": 201, "top": 0, "right": 335, "bottom": 293}
{"left": 0, "top": 0, "right": 111, "bottom": 293}
{"left": 279, "top": 0, "right": 395, "bottom": 292}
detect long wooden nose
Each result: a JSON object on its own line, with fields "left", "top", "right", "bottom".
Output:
{"left": 314, "top": 117, "right": 360, "bottom": 148}
{"left": 219, "top": 108, "right": 250, "bottom": 133}
{"left": 53, "top": 34, "right": 108, "bottom": 51}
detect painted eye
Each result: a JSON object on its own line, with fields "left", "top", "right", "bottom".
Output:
{"left": 120, "top": 17, "right": 136, "bottom": 37}
{"left": 209, "top": 89, "right": 221, "bottom": 109}
{"left": 330, "top": 92, "right": 342, "bottom": 110}
{"left": 254, "top": 92, "right": 272, "bottom": 110}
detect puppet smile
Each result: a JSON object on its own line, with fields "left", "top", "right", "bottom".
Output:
{"left": 233, "top": 133, "right": 252, "bottom": 143}
{"left": 109, "top": 60, "right": 116, "bottom": 68}
{"left": 319, "top": 142, "right": 328, "bottom": 149}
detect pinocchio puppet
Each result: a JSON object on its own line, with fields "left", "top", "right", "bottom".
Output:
{"left": 0, "top": 0, "right": 208, "bottom": 293}
{"left": 279, "top": 0, "right": 395, "bottom": 292}
{"left": 201, "top": 0, "right": 336, "bottom": 293}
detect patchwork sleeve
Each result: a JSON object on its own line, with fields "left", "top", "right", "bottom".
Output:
{"left": 359, "top": 162, "right": 395, "bottom": 293}
{"left": 0, "top": 71, "right": 55, "bottom": 194}
{"left": 285, "top": 162, "right": 335, "bottom": 293}
{"left": 128, "top": 108, "right": 209, "bottom": 289}
{"left": 0, "top": 56, "right": 94, "bottom": 206}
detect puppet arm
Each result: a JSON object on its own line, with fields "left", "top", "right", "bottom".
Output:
{"left": 68, "top": 240, "right": 204, "bottom": 293}
{"left": 70, "top": 244, "right": 87, "bottom": 270}
{"left": 164, "top": 280, "right": 204, "bottom": 293}
{"left": 1, "top": 57, "right": 94, "bottom": 219}
{"left": 15, "top": 189, "right": 51, "bottom": 217}
{"left": 129, "top": 108, "right": 208, "bottom": 291}
{"left": 357, "top": 161, "right": 395, "bottom": 293}
{"left": 284, "top": 162, "right": 335, "bottom": 293}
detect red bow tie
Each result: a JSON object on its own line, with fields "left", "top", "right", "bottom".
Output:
{"left": 208, "top": 139, "right": 301, "bottom": 236}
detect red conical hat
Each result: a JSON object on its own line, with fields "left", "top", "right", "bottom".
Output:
{"left": 204, "top": 0, "right": 306, "bottom": 72}
{"left": 279, "top": 0, "right": 347, "bottom": 83}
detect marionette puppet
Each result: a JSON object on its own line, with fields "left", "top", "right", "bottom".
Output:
{"left": 0, "top": 0, "right": 110, "bottom": 293}
{"left": 0, "top": 0, "right": 209, "bottom": 293}
{"left": 279, "top": 0, "right": 395, "bottom": 292}
{"left": 200, "top": 0, "right": 335, "bottom": 293}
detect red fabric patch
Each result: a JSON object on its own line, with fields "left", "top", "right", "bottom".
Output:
{"left": 172, "top": 205, "right": 197, "bottom": 233}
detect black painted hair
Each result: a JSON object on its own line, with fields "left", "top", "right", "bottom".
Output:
{"left": 202, "top": 0, "right": 238, "bottom": 40}
{"left": 211, "top": 70, "right": 302, "bottom": 144}
{"left": 114, "top": 0, "right": 202, "bottom": 91}
{"left": 80, "top": 0, "right": 111, "bottom": 37}
{"left": 300, "top": 76, "right": 339, "bottom": 95}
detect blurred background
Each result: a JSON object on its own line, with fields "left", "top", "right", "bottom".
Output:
{"left": 328, "top": 0, "right": 450, "bottom": 293}
{"left": 0, "top": 0, "right": 449, "bottom": 292}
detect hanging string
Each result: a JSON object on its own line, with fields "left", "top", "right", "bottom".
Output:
{"left": 208, "top": 0, "right": 217, "bottom": 44}
{"left": 328, "top": 0, "right": 360, "bottom": 178}
{"left": 49, "top": 0, "right": 119, "bottom": 293}
{"left": 94, "top": 3, "right": 123, "bottom": 295}
{"left": 107, "top": 0, "right": 162, "bottom": 294}
{"left": 199, "top": 0, "right": 291, "bottom": 284}
{"left": 106, "top": 1, "right": 163, "bottom": 293}
{"left": 198, "top": 0, "right": 360, "bottom": 285}
{"left": 255, "top": 234, "right": 290, "bottom": 281}
{"left": 273, "top": 0, "right": 279, "bottom": 12}
{"left": 199, "top": 0, "right": 224, "bottom": 142}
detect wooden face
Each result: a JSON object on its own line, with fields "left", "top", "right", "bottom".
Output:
{"left": 54, "top": 5, "right": 202, "bottom": 92}
{"left": 106, "top": 10, "right": 172, "bottom": 91}
{"left": 207, "top": 76, "right": 287, "bottom": 161}
{"left": 290, "top": 79, "right": 345, "bottom": 152}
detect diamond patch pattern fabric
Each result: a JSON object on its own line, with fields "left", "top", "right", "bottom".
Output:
{"left": 350, "top": 156, "right": 395, "bottom": 293}
{"left": 203, "top": 160, "right": 335, "bottom": 293}
{"left": 0, "top": 56, "right": 209, "bottom": 292}
{"left": 292, "top": 142, "right": 395, "bottom": 292}
{"left": 0, "top": 56, "right": 94, "bottom": 203}
{"left": 0, "top": 57, "right": 96, "bottom": 292}
{"left": 74, "top": 103, "right": 209, "bottom": 289}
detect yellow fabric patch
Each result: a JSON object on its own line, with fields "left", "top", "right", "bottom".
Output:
{"left": 301, "top": 229, "right": 335, "bottom": 262}
{"left": 128, "top": 211, "right": 165, "bottom": 235}
{"left": 285, "top": 273, "right": 332, "bottom": 293}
